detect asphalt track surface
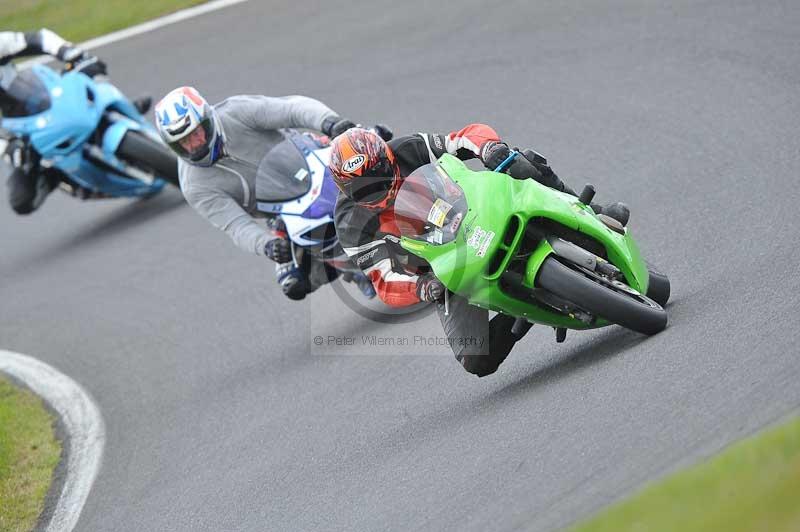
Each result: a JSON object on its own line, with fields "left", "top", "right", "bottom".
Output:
{"left": 2, "top": 1, "right": 799, "bottom": 530}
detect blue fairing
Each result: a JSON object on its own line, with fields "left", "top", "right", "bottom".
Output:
{"left": 303, "top": 168, "right": 339, "bottom": 219}
{"left": 284, "top": 133, "right": 339, "bottom": 219}
{"left": 0, "top": 64, "right": 166, "bottom": 198}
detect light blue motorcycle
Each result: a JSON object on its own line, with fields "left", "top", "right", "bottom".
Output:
{"left": 1, "top": 64, "right": 178, "bottom": 199}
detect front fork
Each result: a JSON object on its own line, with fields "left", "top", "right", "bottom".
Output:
{"left": 509, "top": 232, "right": 628, "bottom": 341}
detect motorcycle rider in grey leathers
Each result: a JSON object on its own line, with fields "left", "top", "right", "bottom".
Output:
{"left": 154, "top": 86, "right": 371, "bottom": 300}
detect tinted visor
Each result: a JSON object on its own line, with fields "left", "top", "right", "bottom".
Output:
{"left": 346, "top": 158, "right": 396, "bottom": 205}
{"left": 168, "top": 117, "right": 215, "bottom": 162}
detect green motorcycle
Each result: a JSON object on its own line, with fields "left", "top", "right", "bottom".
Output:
{"left": 394, "top": 153, "right": 670, "bottom": 340}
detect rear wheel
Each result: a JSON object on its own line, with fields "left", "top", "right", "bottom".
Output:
{"left": 116, "top": 131, "right": 179, "bottom": 187}
{"left": 536, "top": 257, "right": 667, "bottom": 335}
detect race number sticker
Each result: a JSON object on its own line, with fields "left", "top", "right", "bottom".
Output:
{"left": 427, "top": 198, "right": 453, "bottom": 228}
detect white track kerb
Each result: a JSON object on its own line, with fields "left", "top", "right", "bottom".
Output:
{"left": 0, "top": 349, "right": 105, "bottom": 532}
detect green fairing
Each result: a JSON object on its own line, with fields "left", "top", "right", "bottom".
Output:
{"left": 399, "top": 154, "right": 651, "bottom": 329}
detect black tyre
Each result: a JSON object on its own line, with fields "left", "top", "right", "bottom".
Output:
{"left": 536, "top": 257, "right": 667, "bottom": 335}
{"left": 116, "top": 131, "right": 179, "bottom": 186}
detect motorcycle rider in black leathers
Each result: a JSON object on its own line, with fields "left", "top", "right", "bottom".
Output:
{"left": 330, "top": 125, "right": 630, "bottom": 377}
{"left": 0, "top": 29, "right": 150, "bottom": 214}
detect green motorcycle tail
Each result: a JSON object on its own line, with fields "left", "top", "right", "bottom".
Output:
{"left": 396, "top": 154, "right": 668, "bottom": 335}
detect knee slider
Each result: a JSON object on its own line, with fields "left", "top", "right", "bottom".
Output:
{"left": 457, "top": 353, "right": 501, "bottom": 378}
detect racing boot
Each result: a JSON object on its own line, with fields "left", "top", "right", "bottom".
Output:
{"left": 349, "top": 271, "right": 376, "bottom": 299}
{"left": 276, "top": 262, "right": 307, "bottom": 301}
{"left": 132, "top": 96, "right": 152, "bottom": 114}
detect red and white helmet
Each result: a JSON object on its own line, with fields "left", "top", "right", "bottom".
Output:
{"left": 154, "top": 86, "right": 224, "bottom": 167}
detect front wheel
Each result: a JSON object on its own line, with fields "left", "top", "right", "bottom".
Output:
{"left": 536, "top": 257, "right": 667, "bottom": 335}
{"left": 116, "top": 131, "right": 179, "bottom": 187}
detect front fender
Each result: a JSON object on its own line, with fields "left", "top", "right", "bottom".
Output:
{"left": 90, "top": 78, "right": 141, "bottom": 118}
{"left": 523, "top": 239, "right": 555, "bottom": 288}
{"left": 102, "top": 118, "right": 142, "bottom": 156}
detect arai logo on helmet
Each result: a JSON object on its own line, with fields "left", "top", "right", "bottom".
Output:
{"left": 342, "top": 154, "right": 366, "bottom": 173}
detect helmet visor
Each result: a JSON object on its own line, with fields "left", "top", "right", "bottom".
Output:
{"left": 345, "top": 158, "right": 397, "bottom": 205}
{"left": 168, "top": 117, "right": 215, "bottom": 162}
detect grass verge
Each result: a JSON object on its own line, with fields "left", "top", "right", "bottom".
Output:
{"left": 571, "top": 416, "right": 800, "bottom": 532}
{"left": 1, "top": 0, "right": 209, "bottom": 44}
{"left": 0, "top": 376, "right": 61, "bottom": 532}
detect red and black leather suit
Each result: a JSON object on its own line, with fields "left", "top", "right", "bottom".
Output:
{"left": 334, "top": 124, "right": 575, "bottom": 376}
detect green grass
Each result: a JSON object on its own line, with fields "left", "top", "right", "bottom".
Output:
{"left": 0, "top": 377, "right": 61, "bottom": 532}
{"left": 0, "top": 0, "right": 208, "bottom": 44}
{"left": 572, "top": 416, "right": 800, "bottom": 532}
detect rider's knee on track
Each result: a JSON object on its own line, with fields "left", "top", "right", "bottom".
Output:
{"left": 457, "top": 352, "right": 503, "bottom": 378}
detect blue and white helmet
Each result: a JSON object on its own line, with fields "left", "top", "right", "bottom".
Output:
{"left": 154, "top": 86, "right": 224, "bottom": 166}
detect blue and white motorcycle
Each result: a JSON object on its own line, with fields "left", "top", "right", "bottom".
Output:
{"left": 255, "top": 129, "right": 376, "bottom": 297}
{"left": 0, "top": 64, "right": 178, "bottom": 200}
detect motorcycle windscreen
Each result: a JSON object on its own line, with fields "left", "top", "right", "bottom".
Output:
{"left": 0, "top": 69, "right": 52, "bottom": 118}
{"left": 255, "top": 138, "right": 312, "bottom": 202}
{"left": 393, "top": 163, "right": 468, "bottom": 245}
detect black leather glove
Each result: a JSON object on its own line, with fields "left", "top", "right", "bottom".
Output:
{"left": 416, "top": 273, "right": 445, "bottom": 303}
{"left": 265, "top": 237, "right": 292, "bottom": 263}
{"left": 322, "top": 117, "right": 356, "bottom": 138}
{"left": 373, "top": 124, "right": 394, "bottom": 141}
{"left": 482, "top": 141, "right": 544, "bottom": 181}
{"left": 481, "top": 141, "right": 512, "bottom": 171}
{"left": 68, "top": 56, "right": 107, "bottom": 78}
